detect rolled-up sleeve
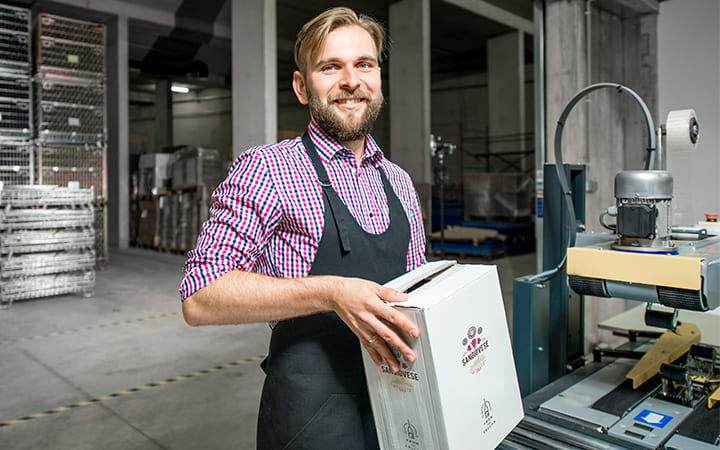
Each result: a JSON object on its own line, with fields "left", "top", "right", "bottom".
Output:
{"left": 179, "top": 149, "right": 281, "bottom": 300}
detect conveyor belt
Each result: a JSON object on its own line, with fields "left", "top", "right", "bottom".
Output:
{"left": 591, "top": 375, "right": 659, "bottom": 416}
{"left": 674, "top": 402, "right": 720, "bottom": 445}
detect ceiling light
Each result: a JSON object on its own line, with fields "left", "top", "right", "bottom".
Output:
{"left": 171, "top": 85, "right": 189, "bottom": 93}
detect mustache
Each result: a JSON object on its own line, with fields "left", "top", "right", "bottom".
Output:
{"left": 327, "top": 89, "right": 371, "bottom": 102}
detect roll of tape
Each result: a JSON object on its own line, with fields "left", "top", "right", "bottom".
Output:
{"left": 666, "top": 109, "right": 698, "bottom": 152}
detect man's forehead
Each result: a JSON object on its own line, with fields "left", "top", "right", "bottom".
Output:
{"left": 313, "top": 25, "right": 377, "bottom": 61}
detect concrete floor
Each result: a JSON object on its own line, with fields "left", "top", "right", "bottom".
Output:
{"left": 0, "top": 247, "right": 536, "bottom": 450}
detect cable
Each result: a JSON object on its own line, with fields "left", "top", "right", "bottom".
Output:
{"left": 599, "top": 207, "right": 617, "bottom": 232}
{"left": 529, "top": 83, "right": 656, "bottom": 283}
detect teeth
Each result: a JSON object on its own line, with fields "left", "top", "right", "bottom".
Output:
{"left": 336, "top": 98, "right": 361, "bottom": 104}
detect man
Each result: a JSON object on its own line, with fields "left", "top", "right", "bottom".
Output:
{"left": 180, "top": 6, "right": 426, "bottom": 449}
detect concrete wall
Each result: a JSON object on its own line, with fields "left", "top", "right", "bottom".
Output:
{"left": 173, "top": 89, "right": 233, "bottom": 155}
{"left": 659, "top": 0, "right": 720, "bottom": 226}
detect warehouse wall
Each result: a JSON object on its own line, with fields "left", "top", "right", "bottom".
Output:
{"left": 130, "top": 88, "right": 232, "bottom": 158}
{"left": 430, "top": 68, "right": 535, "bottom": 200}
{"left": 659, "top": 0, "right": 720, "bottom": 226}
{"left": 129, "top": 85, "right": 395, "bottom": 163}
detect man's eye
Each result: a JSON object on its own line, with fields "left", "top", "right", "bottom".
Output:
{"left": 358, "top": 62, "right": 372, "bottom": 70}
{"left": 321, "top": 65, "right": 337, "bottom": 72}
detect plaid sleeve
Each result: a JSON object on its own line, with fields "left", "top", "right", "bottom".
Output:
{"left": 179, "top": 148, "right": 281, "bottom": 300}
{"left": 406, "top": 185, "right": 427, "bottom": 270}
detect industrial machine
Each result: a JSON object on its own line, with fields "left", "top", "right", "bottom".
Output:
{"left": 506, "top": 83, "right": 719, "bottom": 449}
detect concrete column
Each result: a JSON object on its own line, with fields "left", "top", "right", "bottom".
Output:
{"left": 154, "top": 79, "right": 172, "bottom": 152}
{"left": 389, "top": 0, "right": 431, "bottom": 226}
{"left": 231, "top": 0, "right": 276, "bottom": 157}
{"left": 623, "top": 13, "right": 658, "bottom": 171}
{"left": 487, "top": 31, "right": 525, "bottom": 171}
{"left": 545, "top": 0, "right": 587, "bottom": 167}
{"left": 106, "top": 14, "right": 129, "bottom": 249}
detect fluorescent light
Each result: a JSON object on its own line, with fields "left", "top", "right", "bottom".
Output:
{"left": 171, "top": 85, "right": 189, "bottom": 93}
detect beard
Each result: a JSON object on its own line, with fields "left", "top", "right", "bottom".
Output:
{"left": 308, "top": 87, "right": 384, "bottom": 144}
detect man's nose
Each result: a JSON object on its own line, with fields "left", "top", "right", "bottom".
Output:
{"left": 338, "top": 65, "right": 360, "bottom": 90}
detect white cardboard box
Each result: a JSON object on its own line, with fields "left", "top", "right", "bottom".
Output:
{"left": 362, "top": 260, "right": 524, "bottom": 450}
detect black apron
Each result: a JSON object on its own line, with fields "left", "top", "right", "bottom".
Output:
{"left": 256, "top": 133, "right": 411, "bottom": 450}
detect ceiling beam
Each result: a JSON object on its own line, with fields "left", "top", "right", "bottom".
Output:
{"left": 45, "top": 0, "right": 231, "bottom": 38}
{"left": 440, "top": 0, "right": 533, "bottom": 34}
{"left": 603, "top": 0, "right": 659, "bottom": 14}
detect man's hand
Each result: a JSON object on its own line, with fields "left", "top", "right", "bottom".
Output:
{"left": 328, "top": 276, "right": 420, "bottom": 372}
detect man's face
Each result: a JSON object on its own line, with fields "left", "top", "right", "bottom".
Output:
{"left": 293, "top": 25, "right": 383, "bottom": 145}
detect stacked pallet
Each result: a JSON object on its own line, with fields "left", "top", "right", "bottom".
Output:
{"left": 0, "top": 184, "right": 95, "bottom": 307}
{"left": 0, "top": 4, "right": 32, "bottom": 185}
{"left": 429, "top": 220, "right": 535, "bottom": 259}
{"left": 134, "top": 147, "right": 227, "bottom": 253}
{"left": 163, "top": 147, "right": 224, "bottom": 252}
{"left": 33, "top": 13, "right": 107, "bottom": 264}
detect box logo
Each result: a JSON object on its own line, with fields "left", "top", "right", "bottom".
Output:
{"left": 461, "top": 325, "right": 490, "bottom": 374}
{"left": 481, "top": 398, "right": 497, "bottom": 434}
{"left": 380, "top": 347, "right": 420, "bottom": 392}
{"left": 403, "top": 419, "right": 421, "bottom": 450}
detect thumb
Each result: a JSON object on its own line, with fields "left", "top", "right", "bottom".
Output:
{"left": 379, "top": 287, "right": 408, "bottom": 303}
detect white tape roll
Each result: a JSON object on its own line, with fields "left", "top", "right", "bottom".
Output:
{"left": 666, "top": 109, "right": 698, "bottom": 152}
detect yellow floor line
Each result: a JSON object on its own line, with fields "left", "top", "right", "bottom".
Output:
{"left": 0, "top": 312, "right": 181, "bottom": 345}
{"left": 0, "top": 354, "right": 266, "bottom": 428}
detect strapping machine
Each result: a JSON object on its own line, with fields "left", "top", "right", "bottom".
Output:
{"left": 506, "top": 83, "right": 719, "bottom": 450}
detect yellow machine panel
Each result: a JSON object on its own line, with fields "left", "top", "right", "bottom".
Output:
{"left": 567, "top": 247, "right": 703, "bottom": 290}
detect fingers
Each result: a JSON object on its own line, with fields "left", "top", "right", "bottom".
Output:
{"left": 362, "top": 330, "right": 405, "bottom": 373}
{"left": 361, "top": 311, "right": 418, "bottom": 373}
{"left": 331, "top": 277, "right": 420, "bottom": 372}
{"left": 362, "top": 339, "right": 384, "bottom": 366}
{"left": 378, "top": 286, "right": 408, "bottom": 303}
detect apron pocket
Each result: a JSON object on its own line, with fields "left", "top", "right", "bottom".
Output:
{"left": 283, "top": 393, "right": 369, "bottom": 450}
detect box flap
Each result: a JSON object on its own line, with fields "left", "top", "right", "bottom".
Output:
{"left": 384, "top": 260, "right": 457, "bottom": 294}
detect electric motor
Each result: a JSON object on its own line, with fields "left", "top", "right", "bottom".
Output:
{"left": 612, "top": 170, "right": 675, "bottom": 253}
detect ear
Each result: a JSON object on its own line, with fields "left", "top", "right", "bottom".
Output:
{"left": 292, "top": 71, "right": 309, "bottom": 105}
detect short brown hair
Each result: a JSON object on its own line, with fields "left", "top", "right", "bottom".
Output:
{"left": 294, "top": 7, "right": 386, "bottom": 76}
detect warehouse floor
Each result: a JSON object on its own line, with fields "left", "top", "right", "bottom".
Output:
{"left": 0, "top": 247, "right": 536, "bottom": 450}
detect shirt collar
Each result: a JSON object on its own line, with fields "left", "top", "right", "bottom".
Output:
{"left": 307, "top": 120, "right": 383, "bottom": 165}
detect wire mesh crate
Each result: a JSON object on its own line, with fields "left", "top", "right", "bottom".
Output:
{"left": 37, "top": 144, "right": 106, "bottom": 200}
{"left": 93, "top": 202, "right": 106, "bottom": 264}
{"left": 0, "top": 250, "right": 95, "bottom": 276}
{"left": 0, "top": 4, "right": 30, "bottom": 35}
{"left": 0, "top": 208, "right": 94, "bottom": 230}
{"left": 35, "top": 36, "right": 105, "bottom": 78}
{"left": 0, "top": 270, "right": 94, "bottom": 305}
{"left": 35, "top": 100, "right": 104, "bottom": 143}
{"left": 0, "top": 183, "right": 96, "bottom": 307}
{"left": 0, "top": 184, "right": 93, "bottom": 207}
{"left": 0, "top": 228, "right": 94, "bottom": 254}
{"left": 35, "top": 75, "right": 104, "bottom": 107}
{"left": 0, "top": 141, "right": 33, "bottom": 184}
{"left": 0, "top": 73, "right": 30, "bottom": 101}
{"left": 0, "top": 31, "right": 30, "bottom": 73}
{"left": 36, "top": 13, "right": 104, "bottom": 47}
{"left": 0, "top": 98, "right": 31, "bottom": 138}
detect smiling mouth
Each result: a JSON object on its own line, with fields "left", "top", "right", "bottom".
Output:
{"left": 334, "top": 98, "right": 365, "bottom": 105}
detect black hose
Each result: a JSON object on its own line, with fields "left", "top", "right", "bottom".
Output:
{"left": 529, "top": 83, "right": 656, "bottom": 283}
